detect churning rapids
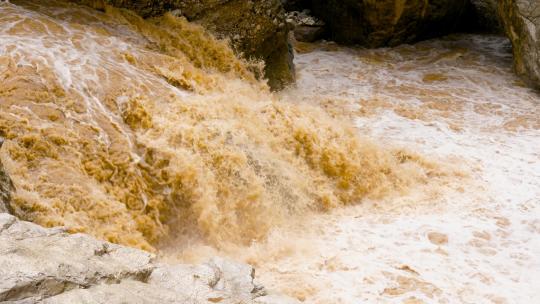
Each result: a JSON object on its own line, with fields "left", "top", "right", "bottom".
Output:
{"left": 1, "top": 1, "right": 539, "bottom": 303}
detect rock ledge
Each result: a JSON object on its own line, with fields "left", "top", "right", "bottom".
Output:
{"left": 0, "top": 213, "right": 297, "bottom": 304}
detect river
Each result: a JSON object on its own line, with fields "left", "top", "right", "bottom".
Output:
{"left": 1, "top": 1, "right": 539, "bottom": 303}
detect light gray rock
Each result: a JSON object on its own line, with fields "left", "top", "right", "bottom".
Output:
{"left": 0, "top": 213, "right": 294, "bottom": 304}
{"left": 43, "top": 280, "right": 188, "bottom": 304}
{"left": 148, "top": 257, "right": 264, "bottom": 304}
{"left": 0, "top": 214, "right": 153, "bottom": 302}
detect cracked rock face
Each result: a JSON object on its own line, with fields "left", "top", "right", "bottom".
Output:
{"left": 0, "top": 213, "right": 298, "bottom": 304}
{"left": 500, "top": 0, "right": 540, "bottom": 89}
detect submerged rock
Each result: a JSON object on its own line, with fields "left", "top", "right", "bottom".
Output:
{"left": 500, "top": 0, "right": 540, "bottom": 89}
{"left": 71, "top": 0, "right": 294, "bottom": 90}
{"left": 310, "top": 0, "right": 471, "bottom": 47}
{"left": 0, "top": 213, "right": 298, "bottom": 303}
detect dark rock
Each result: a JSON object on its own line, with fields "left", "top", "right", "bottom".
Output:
{"left": 281, "top": 0, "right": 311, "bottom": 12}
{"left": 470, "top": 0, "right": 503, "bottom": 33}
{"left": 185, "top": 0, "right": 295, "bottom": 90}
{"left": 499, "top": 0, "right": 540, "bottom": 89}
{"left": 293, "top": 25, "right": 325, "bottom": 42}
{"left": 310, "top": 0, "right": 471, "bottom": 47}
{"left": 286, "top": 10, "right": 325, "bottom": 42}
{"left": 0, "top": 138, "right": 14, "bottom": 214}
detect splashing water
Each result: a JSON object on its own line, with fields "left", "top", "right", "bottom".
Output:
{"left": 180, "top": 36, "right": 537, "bottom": 303}
{"left": 0, "top": 0, "right": 439, "bottom": 252}
{"left": 3, "top": 1, "right": 537, "bottom": 302}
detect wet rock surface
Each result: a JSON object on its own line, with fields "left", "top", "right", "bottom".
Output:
{"left": 500, "top": 0, "right": 540, "bottom": 89}
{"left": 70, "top": 0, "right": 294, "bottom": 90}
{"left": 0, "top": 138, "right": 13, "bottom": 214}
{"left": 181, "top": 0, "right": 295, "bottom": 90}
{"left": 0, "top": 213, "right": 298, "bottom": 304}
{"left": 286, "top": 10, "right": 325, "bottom": 42}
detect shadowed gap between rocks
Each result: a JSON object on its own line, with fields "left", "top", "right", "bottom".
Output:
{"left": 282, "top": 0, "right": 539, "bottom": 90}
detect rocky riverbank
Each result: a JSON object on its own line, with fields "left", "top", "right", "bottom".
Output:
{"left": 283, "top": 0, "right": 540, "bottom": 90}
{"left": 0, "top": 212, "right": 298, "bottom": 303}
{"left": 0, "top": 1, "right": 539, "bottom": 303}
{"left": 1, "top": 139, "right": 296, "bottom": 303}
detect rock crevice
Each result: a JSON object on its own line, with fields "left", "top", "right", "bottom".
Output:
{"left": 308, "top": 0, "right": 472, "bottom": 47}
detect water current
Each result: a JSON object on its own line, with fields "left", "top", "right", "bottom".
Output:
{"left": 1, "top": 1, "right": 539, "bottom": 303}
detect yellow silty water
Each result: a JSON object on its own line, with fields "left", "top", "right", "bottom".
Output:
{"left": 0, "top": 0, "right": 437, "bottom": 251}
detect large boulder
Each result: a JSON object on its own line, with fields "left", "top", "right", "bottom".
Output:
{"left": 0, "top": 138, "right": 13, "bottom": 214}
{"left": 181, "top": 0, "right": 295, "bottom": 90}
{"left": 0, "top": 213, "right": 298, "bottom": 303}
{"left": 310, "top": 0, "right": 471, "bottom": 47}
{"left": 499, "top": 0, "right": 540, "bottom": 89}
{"left": 71, "top": 0, "right": 294, "bottom": 90}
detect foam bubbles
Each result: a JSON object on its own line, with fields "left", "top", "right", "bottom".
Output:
{"left": 0, "top": 0, "right": 437, "bottom": 252}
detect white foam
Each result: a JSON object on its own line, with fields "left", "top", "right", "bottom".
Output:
{"left": 258, "top": 35, "right": 540, "bottom": 303}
